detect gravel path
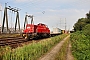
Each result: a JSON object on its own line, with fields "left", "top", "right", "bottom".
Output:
{"left": 39, "top": 35, "right": 70, "bottom": 60}
{"left": 66, "top": 42, "right": 74, "bottom": 60}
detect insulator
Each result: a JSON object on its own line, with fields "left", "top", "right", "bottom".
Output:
{"left": 8, "top": 6, "right": 11, "bottom": 8}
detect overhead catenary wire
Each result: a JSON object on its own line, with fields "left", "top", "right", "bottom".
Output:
{"left": 17, "top": 0, "right": 47, "bottom": 8}
{"left": 14, "top": 0, "right": 47, "bottom": 14}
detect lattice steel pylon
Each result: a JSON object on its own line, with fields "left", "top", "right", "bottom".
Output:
{"left": 15, "top": 11, "right": 20, "bottom": 31}
{"left": 2, "top": 3, "right": 20, "bottom": 33}
{"left": 24, "top": 15, "right": 28, "bottom": 29}
{"left": 2, "top": 5, "right": 9, "bottom": 33}
{"left": 24, "top": 14, "right": 34, "bottom": 29}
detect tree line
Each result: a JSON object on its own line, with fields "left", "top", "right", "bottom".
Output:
{"left": 74, "top": 11, "right": 90, "bottom": 32}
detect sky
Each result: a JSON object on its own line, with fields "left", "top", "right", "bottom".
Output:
{"left": 0, "top": 0, "right": 90, "bottom": 31}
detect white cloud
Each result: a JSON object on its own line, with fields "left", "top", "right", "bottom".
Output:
{"left": 5, "top": 0, "right": 89, "bottom": 30}
{"left": 15, "top": 0, "right": 25, "bottom": 2}
{"left": 14, "top": 0, "right": 47, "bottom": 3}
{"left": 47, "top": 9, "right": 57, "bottom": 12}
{"left": 33, "top": 8, "right": 88, "bottom": 30}
{"left": 14, "top": 0, "right": 33, "bottom": 3}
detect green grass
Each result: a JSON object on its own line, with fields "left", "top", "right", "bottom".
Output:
{"left": 0, "top": 34, "right": 68, "bottom": 60}
{"left": 70, "top": 31, "right": 90, "bottom": 60}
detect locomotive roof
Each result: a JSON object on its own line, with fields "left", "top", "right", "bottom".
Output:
{"left": 38, "top": 23, "right": 46, "bottom": 25}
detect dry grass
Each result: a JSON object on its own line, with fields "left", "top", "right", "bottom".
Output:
{"left": 0, "top": 34, "right": 21, "bottom": 38}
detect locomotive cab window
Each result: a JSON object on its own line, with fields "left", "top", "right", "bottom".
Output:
{"left": 46, "top": 25, "right": 48, "bottom": 28}
{"left": 27, "top": 26, "right": 30, "bottom": 29}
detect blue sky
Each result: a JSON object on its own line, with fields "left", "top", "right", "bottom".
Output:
{"left": 0, "top": 0, "right": 90, "bottom": 31}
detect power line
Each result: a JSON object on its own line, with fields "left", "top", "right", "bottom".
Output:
{"left": 18, "top": 0, "right": 46, "bottom": 8}
{"left": 65, "top": 18, "right": 66, "bottom": 31}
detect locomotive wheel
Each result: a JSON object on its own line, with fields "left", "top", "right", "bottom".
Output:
{"left": 22, "top": 35, "right": 25, "bottom": 38}
{"left": 20, "top": 33, "right": 25, "bottom": 38}
{"left": 25, "top": 34, "right": 30, "bottom": 40}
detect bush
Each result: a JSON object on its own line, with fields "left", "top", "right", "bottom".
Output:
{"left": 70, "top": 32, "right": 90, "bottom": 60}
{"left": 82, "top": 24, "right": 90, "bottom": 36}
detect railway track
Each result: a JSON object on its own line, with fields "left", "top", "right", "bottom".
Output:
{"left": 0, "top": 37, "right": 50, "bottom": 48}
{"left": 0, "top": 37, "right": 29, "bottom": 48}
{"left": 0, "top": 33, "right": 59, "bottom": 49}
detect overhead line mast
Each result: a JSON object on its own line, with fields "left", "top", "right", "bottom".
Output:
{"left": 65, "top": 18, "right": 66, "bottom": 31}
{"left": 2, "top": 3, "right": 20, "bottom": 33}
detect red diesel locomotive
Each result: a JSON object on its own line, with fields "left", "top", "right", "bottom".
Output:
{"left": 22, "top": 23, "right": 50, "bottom": 40}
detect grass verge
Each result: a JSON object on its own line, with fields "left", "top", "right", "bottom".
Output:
{"left": 0, "top": 34, "right": 68, "bottom": 60}
{"left": 0, "top": 34, "right": 21, "bottom": 38}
